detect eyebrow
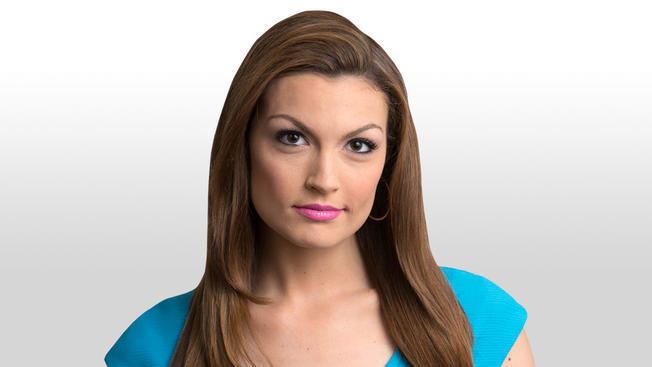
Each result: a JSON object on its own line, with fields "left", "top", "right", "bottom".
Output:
{"left": 266, "top": 113, "right": 383, "bottom": 140}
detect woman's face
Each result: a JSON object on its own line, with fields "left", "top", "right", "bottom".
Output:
{"left": 248, "top": 72, "right": 388, "bottom": 249}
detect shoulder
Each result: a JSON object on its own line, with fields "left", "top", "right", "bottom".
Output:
{"left": 439, "top": 266, "right": 529, "bottom": 367}
{"left": 104, "top": 289, "right": 195, "bottom": 367}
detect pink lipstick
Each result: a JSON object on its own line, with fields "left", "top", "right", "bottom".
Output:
{"left": 293, "top": 203, "right": 343, "bottom": 222}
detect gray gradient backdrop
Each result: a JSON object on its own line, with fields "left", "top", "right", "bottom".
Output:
{"left": 1, "top": 1, "right": 650, "bottom": 366}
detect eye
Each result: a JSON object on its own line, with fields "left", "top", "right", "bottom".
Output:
{"left": 347, "top": 138, "right": 378, "bottom": 154}
{"left": 276, "top": 129, "right": 308, "bottom": 146}
{"left": 275, "top": 129, "right": 378, "bottom": 155}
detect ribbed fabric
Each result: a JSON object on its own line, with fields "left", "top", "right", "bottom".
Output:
{"left": 105, "top": 266, "right": 527, "bottom": 367}
{"left": 384, "top": 267, "right": 528, "bottom": 366}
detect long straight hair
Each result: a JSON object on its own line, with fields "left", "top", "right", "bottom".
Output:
{"left": 170, "top": 10, "right": 474, "bottom": 367}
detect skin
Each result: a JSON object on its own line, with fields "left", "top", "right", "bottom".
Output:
{"left": 245, "top": 72, "right": 537, "bottom": 366}
{"left": 246, "top": 72, "right": 394, "bottom": 366}
{"left": 248, "top": 72, "right": 389, "bottom": 303}
{"left": 501, "top": 329, "right": 536, "bottom": 366}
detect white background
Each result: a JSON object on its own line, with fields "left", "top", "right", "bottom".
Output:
{"left": 1, "top": 1, "right": 650, "bottom": 365}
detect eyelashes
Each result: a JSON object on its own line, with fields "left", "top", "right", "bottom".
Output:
{"left": 275, "top": 129, "right": 378, "bottom": 154}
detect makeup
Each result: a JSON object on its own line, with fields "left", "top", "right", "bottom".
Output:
{"left": 293, "top": 205, "right": 343, "bottom": 221}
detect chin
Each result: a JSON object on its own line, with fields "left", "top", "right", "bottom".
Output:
{"left": 293, "top": 230, "right": 349, "bottom": 249}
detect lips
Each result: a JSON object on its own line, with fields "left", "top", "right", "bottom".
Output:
{"left": 292, "top": 203, "right": 344, "bottom": 221}
{"left": 293, "top": 203, "right": 343, "bottom": 211}
{"left": 293, "top": 205, "right": 342, "bottom": 221}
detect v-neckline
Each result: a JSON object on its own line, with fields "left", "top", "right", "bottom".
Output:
{"left": 384, "top": 348, "right": 400, "bottom": 366}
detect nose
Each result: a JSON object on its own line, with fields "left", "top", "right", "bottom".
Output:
{"left": 305, "top": 151, "right": 339, "bottom": 194}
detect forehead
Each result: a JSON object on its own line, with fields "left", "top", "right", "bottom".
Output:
{"left": 261, "top": 73, "right": 388, "bottom": 128}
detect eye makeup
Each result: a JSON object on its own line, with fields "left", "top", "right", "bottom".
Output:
{"left": 274, "top": 129, "right": 379, "bottom": 154}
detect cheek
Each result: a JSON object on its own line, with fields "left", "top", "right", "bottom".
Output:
{"left": 348, "top": 170, "right": 383, "bottom": 213}
{"left": 250, "top": 147, "right": 297, "bottom": 211}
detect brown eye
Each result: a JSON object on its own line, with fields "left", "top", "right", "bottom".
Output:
{"left": 275, "top": 129, "right": 378, "bottom": 155}
{"left": 276, "top": 130, "right": 307, "bottom": 146}
{"left": 347, "top": 139, "right": 377, "bottom": 154}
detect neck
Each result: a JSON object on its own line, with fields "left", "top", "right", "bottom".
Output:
{"left": 252, "top": 226, "right": 372, "bottom": 306}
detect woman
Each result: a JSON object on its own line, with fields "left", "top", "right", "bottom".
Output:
{"left": 105, "top": 10, "right": 534, "bottom": 367}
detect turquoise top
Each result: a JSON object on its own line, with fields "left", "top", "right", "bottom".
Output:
{"left": 105, "top": 266, "right": 528, "bottom": 366}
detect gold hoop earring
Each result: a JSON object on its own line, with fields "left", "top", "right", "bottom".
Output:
{"left": 369, "top": 178, "right": 390, "bottom": 221}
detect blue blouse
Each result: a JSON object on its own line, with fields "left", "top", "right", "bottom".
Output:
{"left": 105, "top": 266, "right": 528, "bottom": 366}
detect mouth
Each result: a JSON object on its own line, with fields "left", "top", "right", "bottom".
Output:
{"left": 293, "top": 203, "right": 345, "bottom": 211}
{"left": 292, "top": 204, "right": 343, "bottom": 221}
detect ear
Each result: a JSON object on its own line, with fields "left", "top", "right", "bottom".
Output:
{"left": 501, "top": 328, "right": 536, "bottom": 367}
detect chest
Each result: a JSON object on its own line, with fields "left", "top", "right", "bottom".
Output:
{"left": 245, "top": 290, "right": 396, "bottom": 367}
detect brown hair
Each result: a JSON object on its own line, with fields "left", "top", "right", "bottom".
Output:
{"left": 170, "top": 10, "right": 474, "bottom": 367}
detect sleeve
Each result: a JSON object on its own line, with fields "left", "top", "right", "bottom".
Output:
{"left": 469, "top": 272, "right": 529, "bottom": 367}
{"left": 104, "top": 295, "right": 189, "bottom": 367}
{"left": 440, "top": 266, "right": 528, "bottom": 367}
{"left": 104, "top": 306, "right": 167, "bottom": 367}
